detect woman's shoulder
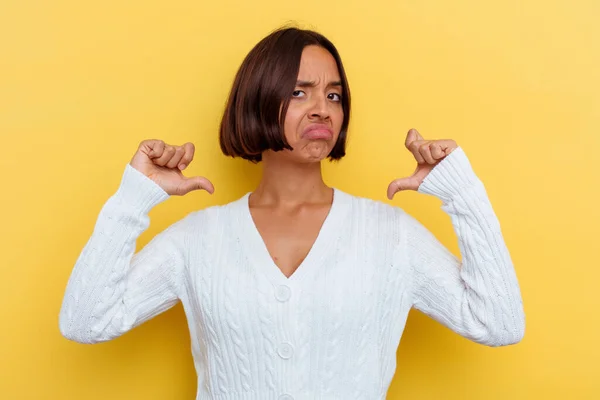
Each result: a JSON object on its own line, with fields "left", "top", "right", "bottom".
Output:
{"left": 334, "top": 188, "right": 408, "bottom": 220}
{"left": 333, "top": 189, "right": 413, "bottom": 241}
{"left": 182, "top": 192, "right": 248, "bottom": 225}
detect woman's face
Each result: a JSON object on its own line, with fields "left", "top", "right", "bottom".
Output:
{"left": 278, "top": 45, "right": 344, "bottom": 163}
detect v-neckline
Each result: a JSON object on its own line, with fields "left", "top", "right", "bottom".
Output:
{"left": 236, "top": 188, "right": 349, "bottom": 286}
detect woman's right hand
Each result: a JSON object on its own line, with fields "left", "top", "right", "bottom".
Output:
{"left": 129, "top": 139, "right": 214, "bottom": 196}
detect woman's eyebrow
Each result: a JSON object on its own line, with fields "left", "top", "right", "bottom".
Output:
{"left": 296, "top": 80, "right": 342, "bottom": 88}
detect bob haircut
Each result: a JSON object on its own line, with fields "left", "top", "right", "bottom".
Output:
{"left": 219, "top": 26, "right": 351, "bottom": 163}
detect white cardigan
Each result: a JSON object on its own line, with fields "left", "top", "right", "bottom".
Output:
{"left": 59, "top": 146, "right": 525, "bottom": 400}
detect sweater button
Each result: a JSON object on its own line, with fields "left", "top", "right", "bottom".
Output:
{"left": 275, "top": 285, "right": 291, "bottom": 302}
{"left": 277, "top": 342, "right": 294, "bottom": 359}
{"left": 278, "top": 394, "right": 293, "bottom": 400}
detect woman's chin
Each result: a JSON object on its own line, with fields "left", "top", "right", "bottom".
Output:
{"left": 265, "top": 142, "right": 332, "bottom": 163}
{"left": 300, "top": 141, "right": 332, "bottom": 161}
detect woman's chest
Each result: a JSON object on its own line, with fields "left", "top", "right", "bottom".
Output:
{"left": 250, "top": 205, "right": 330, "bottom": 279}
{"left": 181, "top": 236, "right": 413, "bottom": 345}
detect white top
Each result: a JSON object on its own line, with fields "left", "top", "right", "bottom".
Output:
{"left": 59, "top": 146, "right": 525, "bottom": 400}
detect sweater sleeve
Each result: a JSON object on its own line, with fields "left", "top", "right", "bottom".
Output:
{"left": 59, "top": 164, "right": 189, "bottom": 344}
{"left": 404, "top": 146, "right": 525, "bottom": 346}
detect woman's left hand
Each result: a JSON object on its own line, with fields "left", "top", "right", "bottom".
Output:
{"left": 387, "top": 128, "right": 458, "bottom": 199}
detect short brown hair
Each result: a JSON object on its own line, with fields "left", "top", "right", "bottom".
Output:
{"left": 219, "top": 26, "right": 351, "bottom": 163}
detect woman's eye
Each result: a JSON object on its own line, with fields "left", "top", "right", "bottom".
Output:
{"left": 328, "top": 93, "right": 342, "bottom": 102}
{"left": 292, "top": 90, "right": 305, "bottom": 98}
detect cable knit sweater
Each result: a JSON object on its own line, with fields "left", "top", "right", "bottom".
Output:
{"left": 59, "top": 146, "right": 525, "bottom": 400}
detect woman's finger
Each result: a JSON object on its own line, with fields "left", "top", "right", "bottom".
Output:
{"left": 407, "top": 140, "right": 426, "bottom": 163}
{"left": 419, "top": 142, "right": 436, "bottom": 164}
{"left": 154, "top": 145, "right": 176, "bottom": 167}
{"left": 145, "top": 140, "right": 165, "bottom": 159}
{"left": 180, "top": 175, "right": 215, "bottom": 195}
{"left": 433, "top": 139, "right": 458, "bottom": 158}
{"left": 430, "top": 141, "right": 446, "bottom": 160}
{"left": 166, "top": 146, "right": 186, "bottom": 169}
{"left": 405, "top": 129, "right": 427, "bottom": 163}
{"left": 178, "top": 142, "right": 196, "bottom": 170}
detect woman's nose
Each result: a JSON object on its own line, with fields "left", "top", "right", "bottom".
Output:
{"left": 309, "top": 94, "right": 329, "bottom": 119}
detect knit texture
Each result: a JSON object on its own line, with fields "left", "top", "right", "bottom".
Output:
{"left": 59, "top": 146, "right": 525, "bottom": 399}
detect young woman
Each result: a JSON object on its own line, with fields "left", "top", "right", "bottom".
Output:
{"left": 59, "top": 26, "right": 525, "bottom": 400}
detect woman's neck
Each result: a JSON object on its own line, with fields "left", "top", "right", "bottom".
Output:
{"left": 250, "top": 152, "right": 332, "bottom": 207}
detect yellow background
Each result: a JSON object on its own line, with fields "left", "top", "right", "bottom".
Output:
{"left": 1, "top": 0, "right": 598, "bottom": 398}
